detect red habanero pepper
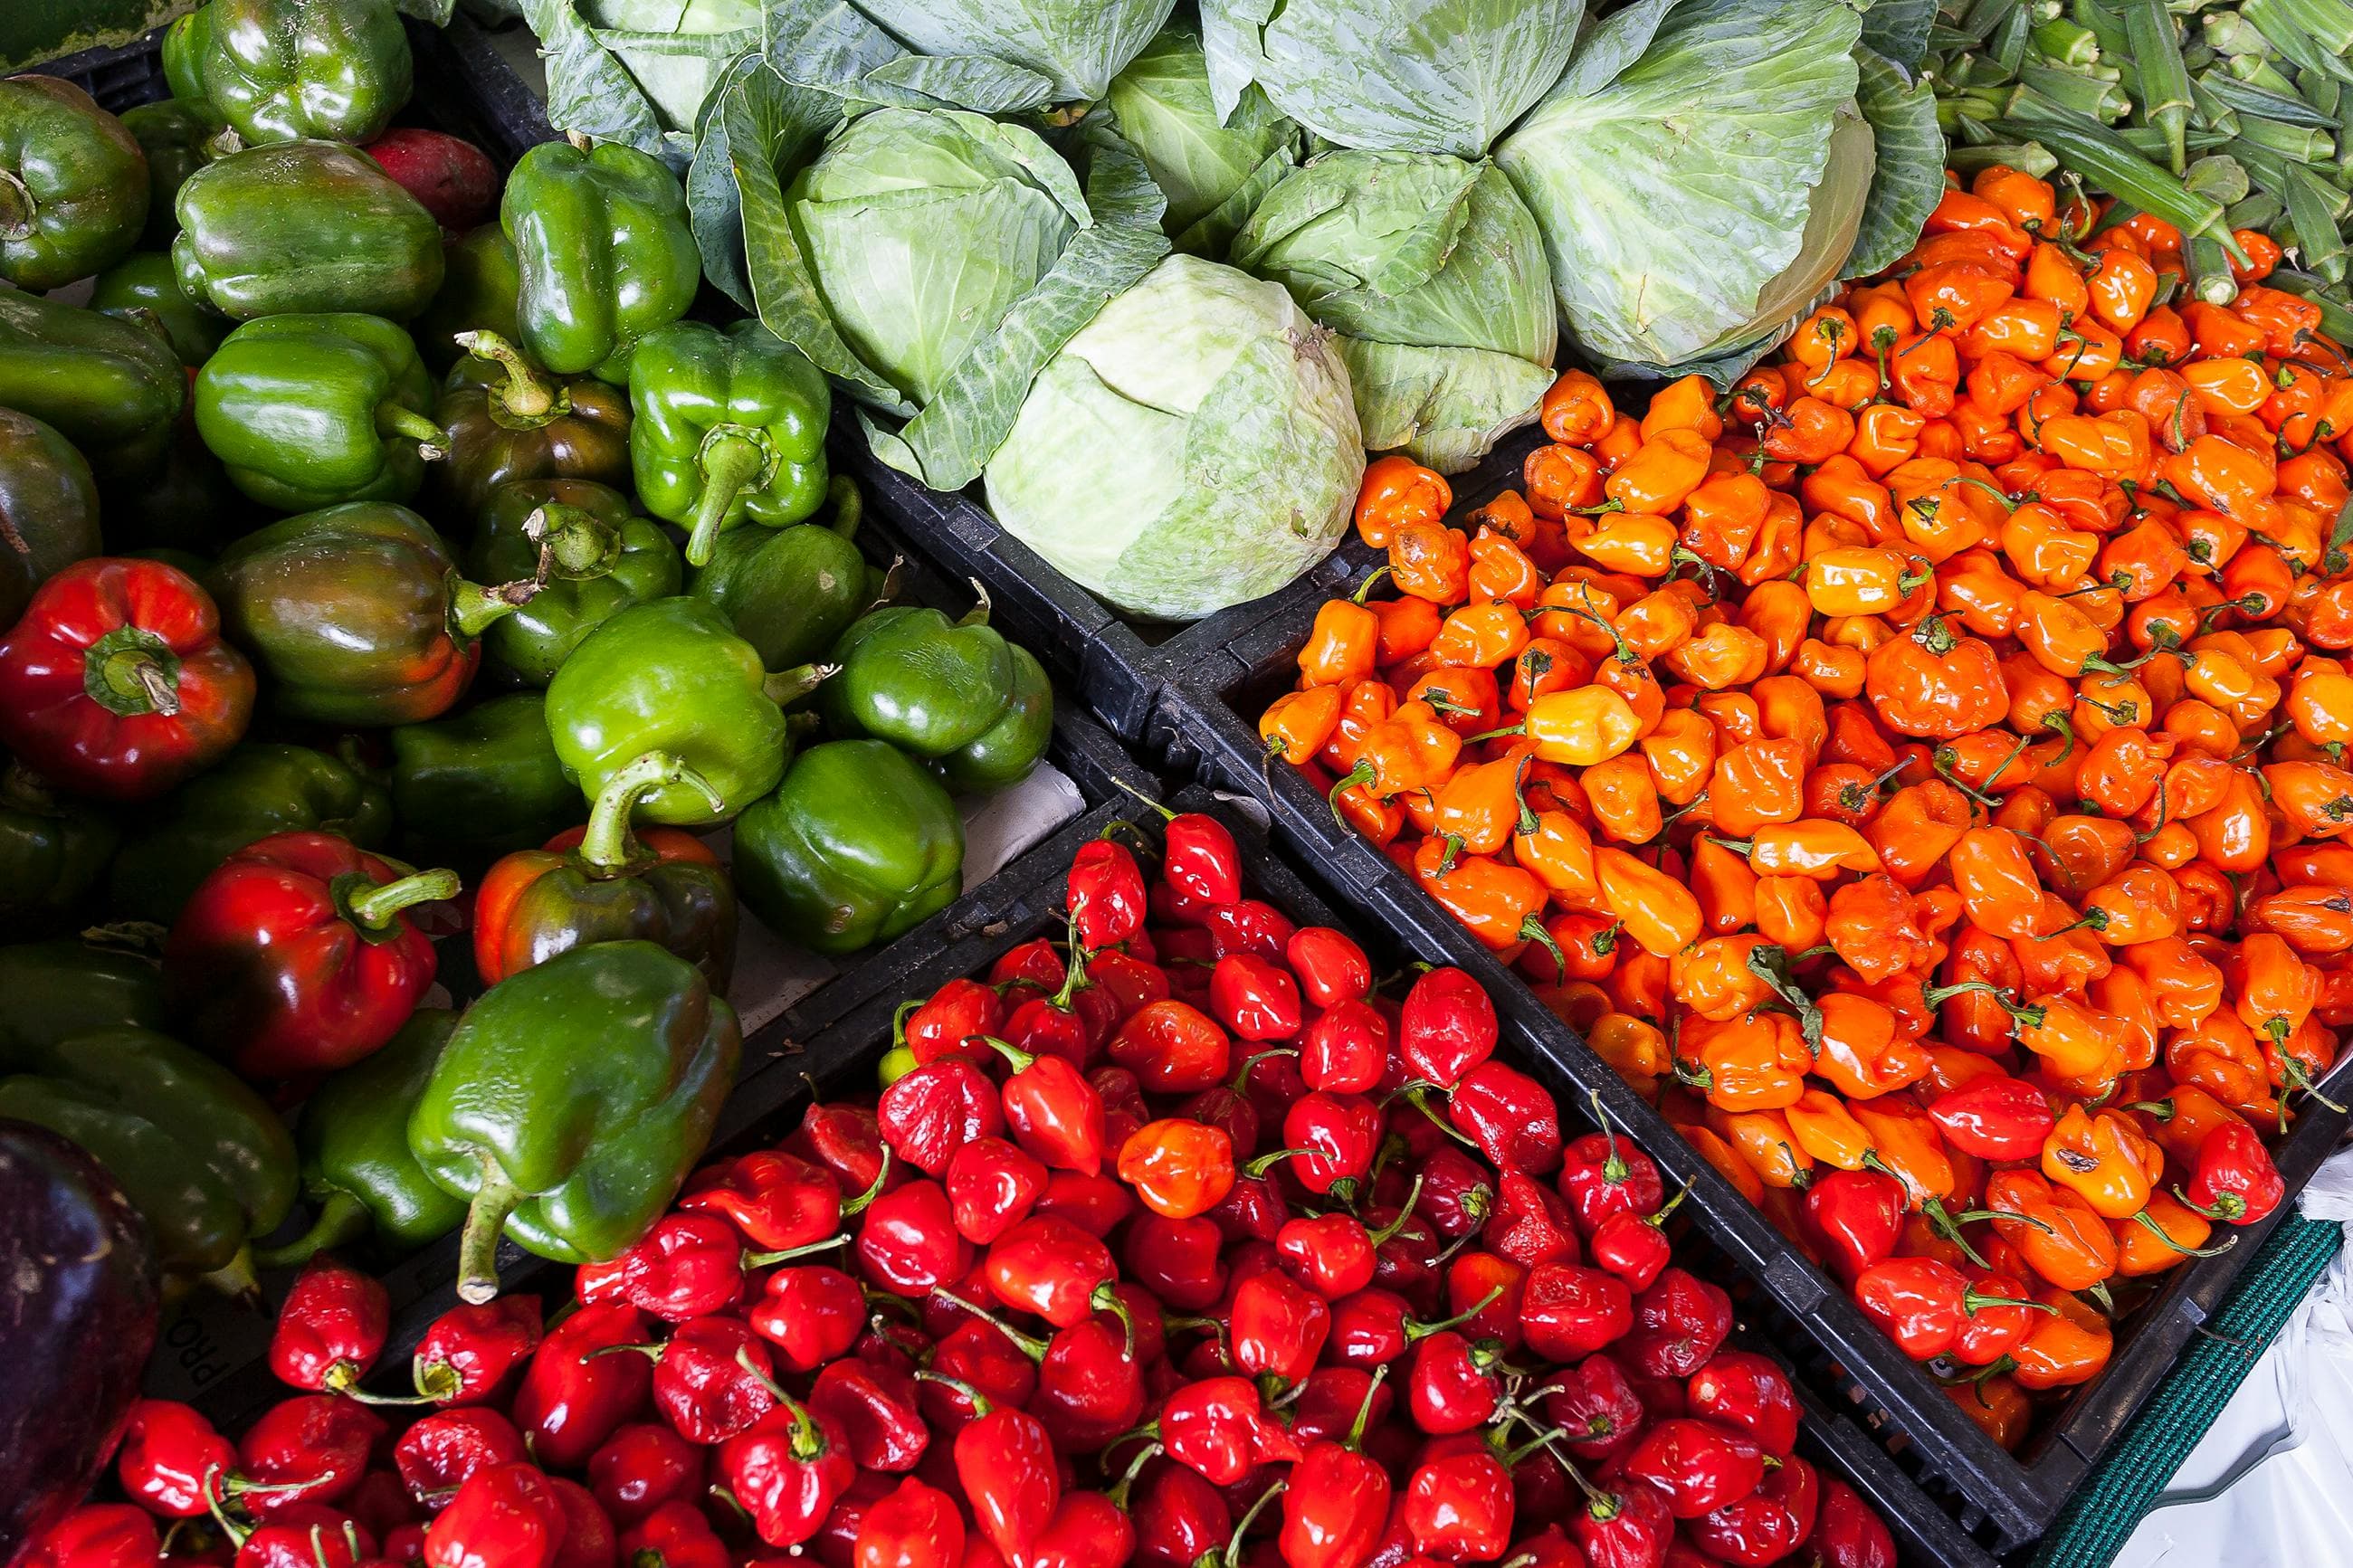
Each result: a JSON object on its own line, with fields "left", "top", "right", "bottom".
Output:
{"left": 2181, "top": 1120, "right": 2287, "bottom": 1223}
{"left": 1158, "top": 1376, "right": 1300, "bottom": 1485}
{"left": 1687, "top": 1350, "right": 1802, "bottom": 1457}
{"left": 810, "top": 1355, "right": 929, "bottom": 1473}
{"left": 898, "top": 977, "right": 1004, "bottom": 1067}
{"left": 1559, "top": 1116, "right": 1667, "bottom": 1231}
{"left": 617, "top": 1501, "right": 727, "bottom": 1568}
{"left": 1407, "top": 1328, "right": 1509, "bottom": 1432}
{"left": 748, "top": 1264, "right": 864, "bottom": 1373}
{"left": 1539, "top": 1353, "right": 1646, "bottom": 1457}
{"left": 856, "top": 1179, "right": 970, "bottom": 1298}
{"left": 395, "top": 1407, "right": 529, "bottom": 1507}
{"left": 985, "top": 1035, "right": 1110, "bottom": 1176}
{"left": 1404, "top": 1447, "right": 1516, "bottom": 1561}
{"left": 1804, "top": 1168, "right": 1908, "bottom": 1281}
{"left": 983, "top": 1214, "right": 1125, "bottom": 1328}
{"left": 268, "top": 1256, "right": 391, "bottom": 1397}
{"left": 1281, "top": 1370, "right": 1395, "bottom": 1568}
{"left": 587, "top": 1424, "right": 703, "bottom": 1527}
{"left": 1624, "top": 1268, "right": 1734, "bottom": 1379}
{"left": 409, "top": 1297, "right": 544, "bottom": 1407}
{"left": 716, "top": 1365, "right": 855, "bottom": 1550}
{"left": 576, "top": 1213, "right": 745, "bottom": 1321}
{"left": 1814, "top": 1477, "right": 1900, "bottom": 1568}
{"left": 1927, "top": 1075, "right": 2056, "bottom": 1162}
{"left": 1300, "top": 999, "right": 1390, "bottom": 1094}
{"left": 634, "top": 1316, "right": 776, "bottom": 1445}
{"left": 1521, "top": 1260, "right": 1634, "bottom": 1362}
{"left": 162, "top": 831, "right": 457, "bottom": 1079}
{"left": 1587, "top": 1182, "right": 1690, "bottom": 1290}
{"left": 1289, "top": 926, "right": 1374, "bottom": 1008}
{"left": 422, "top": 1463, "right": 567, "bottom": 1568}
{"left": 946, "top": 1135, "right": 1050, "bottom": 1243}
{"left": 1231, "top": 1266, "right": 1333, "bottom": 1380}
{"left": 1400, "top": 965, "right": 1500, "bottom": 1087}
{"left": 0, "top": 557, "right": 253, "bottom": 801}
{"left": 1690, "top": 1456, "right": 1820, "bottom": 1567}
{"left": 678, "top": 1147, "right": 848, "bottom": 1255}
{"left": 877, "top": 1059, "right": 1005, "bottom": 1175}
{"left": 1853, "top": 1257, "right": 2051, "bottom": 1360}
{"left": 1449, "top": 1060, "right": 1566, "bottom": 1175}
{"left": 1208, "top": 954, "right": 1303, "bottom": 1041}
{"left": 116, "top": 1400, "right": 237, "bottom": 1517}
{"left": 18, "top": 1506, "right": 161, "bottom": 1568}
{"left": 1619, "top": 1417, "right": 1771, "bottom": 1518}
{"left": 852, "top": 1478, "right": 964, "bottom": 1568}
{"left": 1067, "top": 834, "right": 1147, "bottom": 950}
{"left": 1567, "top": 1459, "right": 1676, "bottom": 1568}
{"left": 930, "top": 1379, "right": 1059, "bottom": 1563}
{"left": 1277, "top": 1090, "right": 1383, "bottom": 1198}
{"left": 510, "top": 1304, "right": 654, "bottom": 1471}
{"left": 236, "top": 1395, "right": 386, "bottom": 1516}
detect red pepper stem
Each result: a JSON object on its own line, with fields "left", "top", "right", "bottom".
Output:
{"left": 683, "top": 429, "right": 772, "bottom": 568}
{"left": 731, "top": 1347, "right": 827, "bottom": 1459}
{"left": 343, "top": 866, "right": 462, "bottom": 930}
{"left": 1219, "top": 1479, "right": 1287, "bottom": 1566}
{"left": 2136, "top": 1206, "right": 2240, "bottom": 1254}
{"left": 81, "top": 625, "right": 186, "bottom": 718}
{"left": 891, "top": 997, "right": 922, "bottom": 1050}
{"left": 912, "top": 1368, "right": 993, "bottom": 1417}
{"left": 1103, "top": 1438, "right": 1162, "bottom": 1511}
{"left": 456, "top": 1161, "right": 519, "bottom": 1305}
{"left": 579, "top": 751, "right": 727, "bottom": 870}
{"left": 740, "top": 1235, "right": 849, "bottom": 1269}
{"left": 930, "top": 1288, "right": 1048, "bottom": 1362}
{"left": 453, "top": 329, "right": 563, "bottom": 423}
{"left": 1586, "top": 1088, "right": 1628, "bottom": 1183}
{"left": 1650, "top": 1176, "right": 1698, "bottom": 1229}
{"left": 1405, "top": 1282, "right": 1509, "bottom": 1345}
{"left": 1341, "top": 1362, "right": 1389, "bottom": 1451}
{"left": 1243, "top": 1146, "right": 1318, "bottom": 1178}
{"left": 842, "top": 1142, "right": 892, "bottom": 1217}
{"left": 982, "top": 1034, "right": 1039, "bottom": 1075}
{"left": 1233, "top": 1047, "right": 1298, "bottom": 1091}
{"left": 1367, "top": 1175, "right": 1425, "bottom": 1246}
{"left": 2170, "top": 1182, "right": 2244, "bottom": 1222}
{"left": 1916, "top": 1195, "right": 1994, "bottom": 1269}
{"left": 1502, "top": 1424, "right": 1570, "bottom": 1468}
{"left": 1397, "top": 1084, "right": 1480, "bottom": 1149}
{"left": 1963, "top": 1288, "right": 2056, "bottom": 1315}
{"left": 320, "top": 1358, "right": 438, "bottom": 1406}
{"left": 1109, "top": 775, "right": 1179, "bottom": 823}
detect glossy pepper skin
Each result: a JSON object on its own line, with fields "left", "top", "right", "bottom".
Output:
{"left": 502, "top": 139, "right": 698, "bottom": 384}
{"left": 628, "top": 318, "right": 830, "bottom": 566}
{"left": 117, "top": 100, "right": 228, "bottom": 248}
{"left": 0, "top": 407, "right": 98, "bottom": 627}
{"left": 415, "top": 222, "right": 520, "bottom": 372}
{"left": 0, "top": 939, "right": 167, "bottom": 1056}
{"left": 0, "top": 1023, "right": 294, "bottom": 1289}
{"left": 821, "top": 596, "right": 1017, "bottom": 759}
{"left": 214, "top": 502, "right": 525, "bottom": 726}
{"left": 107, "top": 740, "right": 391, "bottom": 923}
{"left": 688, "top": 478, "right": 871, "bottom": 672}
{"left": 733, "top": 739, "right": 966, "bottom": 955}
{"left": 387, "top": 691, "right": 586, "bottom": 866}
{"left": 173, "top": 139, "right": 443, "bottom": 320}
{"left": 0, "top": 290, "right": 185, "bottom": 481}
{"left": 254, "top": 1008, "right": 467, "bottom": 1269}
{"left": 436, "top": 330, "right": 632, "bottom": 518}
{"left": 164, "top": 829, "right": 456, "bottom": 1079}
{"left": 90, "top": 250, "right": 231, "bottom": 366}
{"left": 195, "top": 312, "right": 448, "bottom": 509}
{"left": 542, "top": 596, "right": 801, "bottom": 828}
{"left": 0, "top": 76, "right": 147, "bottom": 290}
{"left": 464, "top": 485, "right": 681, "bottom": 686}
{"left": 163, "top": 0, "right": 413, "bottom": 146}
{"left": 0, "top": 557, "right": 253, "bottom": 802}
{"left": 408, "top": 940, "right": 740, "bottom": 1302}
{"left": 472, "top": 750, "right": 738, "bottom": 991}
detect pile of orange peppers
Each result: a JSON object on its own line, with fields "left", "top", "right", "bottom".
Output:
{"left": 1259, "top": 165, "right": 2353, "bottom": 1451}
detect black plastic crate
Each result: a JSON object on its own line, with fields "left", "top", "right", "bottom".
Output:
{"left": 199, "top": 784, "right": 1993, "bottom": 1567}
{"left": 1145, "top": 505, "right": 2353, "bottom": 1553}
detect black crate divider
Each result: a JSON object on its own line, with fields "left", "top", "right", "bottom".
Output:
{"left": 214, "top": 784, "right": 1993, "bottom": 1568}
{"left": 1145, "top": 558, "right": 2353, "bottom": 1555}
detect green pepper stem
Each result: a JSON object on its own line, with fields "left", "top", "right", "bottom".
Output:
{"left": 761, "top": 661, "right": 835, "bottom": 707}
{"left": 958, "top": 579, "right": 994, "bottom": 630}
{"left": 579, "top": 752, "right": 726, "bottom": 871}
{"left": 376, "top": 403, "right": 450, "bottom": 460}
{"left": 447, "top": 575, "right": 538, "bottom": 640}
{"left": 931, "top": 1288, "right": 1048, "bottom": 1362}
{"left": 525, "top": 505, "right": 623, "bottom": 579}
{"left": 344, "top": 867, "right": 462, "bottom": 929}
{"left": 457, "top": 1164, "right": 519, "bottom": 1305}
{"left": 252, "top": 1192, "right": 372, "bottom": 1270}
{"left": 81, "top": 625, "right": 184, "bottom": 718}
{"left": 455, "top": 329, "right": 563, "bottom": 423}
{"left": 684, "top": 430, "right": 771, "bottom": 568}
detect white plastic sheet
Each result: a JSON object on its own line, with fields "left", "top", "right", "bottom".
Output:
{"left": 2114, "top": 1144, "right": 2353, "bottom": 1565}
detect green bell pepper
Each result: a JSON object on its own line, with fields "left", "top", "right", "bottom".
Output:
{"left": 502, "top": 138, "right": 698, "bottom": 385}
{"left": 0, "top": 405, "right": 100, "bottom": 627}
{"left": 544, "top": 596, "right": 815, "bottom": 827}
{"left": 119, "top": 99, "right": 233, "bottom": 248}
{"left": 164, "top": 0, "right": 412, "bottom": 146}
{"left": 0, "top": 75, "right": 147, "bottom": 290}
{"left": 0, "top": 760, "right": 118, "bottom": 939}
{"left": 690, "top": 477, "right": 872, "bottom": 670}
{"left": 0, "top": 289, "right": 185, "bottom": 480}
{"left": 630, "top": 319, "right": 830, "bottom": 568}
{"left": 214, "top": 502, "right": 530, "bottom": 726}
{"left": 821, "top": 592, "right": 1018, "bottom": 757}
{"left": 175, "top": 139, "right": 443, "bottom": 320}
{"left": 409, "top": 939, "right": 739, "bottom": 1301}
{"left": 732, "top": 738, "right": 965, "bottom": 954}
{"left": 194, "top": 311, "right": 447, "bottom": 509}
{"left": 388, "top": 691, "right": 586, "bottom": 865}
{"left": 0, "top": 1025, "right": 297, "bottom": 1292}
{"left": 414, "top": 223, "right": 520, "bottom": 373}
{"left": 436, "top": 329, "right": 633, "bottom": 519}
{"left": 467, "top": 480, "right": 681, "bottom": 685}
{"left": 256, "top": 1007, "right": 465, "bottom": 1269}
{"left": 91, "top": 251, "right": 231, "bottom": 367}
{"left": 108, "top": 740, "right": 392, "bottom": 923}
{"left": 937, "top": 644, "right": 1054, "bottom": 793}
{"left": 0, "top": 940, "right": 167, "bottom": 1057}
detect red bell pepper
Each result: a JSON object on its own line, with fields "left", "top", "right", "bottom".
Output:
{"left": 0, "top": 557, "right": 252, "bottom": 801}
{"left": 163, "top": 831, "right": 457, "bottom": 1079}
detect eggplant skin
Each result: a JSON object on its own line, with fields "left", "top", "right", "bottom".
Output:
{"left": 0, "top": 1118, "right": 160, "bottom": 1563}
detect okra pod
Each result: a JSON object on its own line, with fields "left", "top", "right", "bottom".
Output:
{"left": 2226, "top": 189, "right": 2287, "bottom": 229}
{"left": 2201, "top": 68, "right": 2341, "bottom": 124}
{"left": 1996, "top": 113, "right": 2254, "bottom": 261}
{"left": 2186, "top": 151, "right": 2254, "bottom": 202}
{"left": 1946, "top": 140, "right": 2064, "bottom": 176}
{"left": 2284, "top": 159, "right": 2351, "bottom": 280}
{"left": 2237, "top": 114, "right": 2338, "bottom": 158}
{"left": 2122, "top": 0, "right": 2196, "bottom": 170}
{"left": 2033, "top": 15, "right": 2104, "bottom": 58}
{"left": 2186, "top": 233, "right": 2243, "bottom": 301}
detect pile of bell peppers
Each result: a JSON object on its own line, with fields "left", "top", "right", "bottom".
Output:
{"left": 26, "top": 810, "right": 1912, "bottom": 1568}
{"left": 1262, "top": 164, "right": 2351, "bottom": 1449}
{"left": 0, "top": 0, "right": 1058, "bottom": 1309}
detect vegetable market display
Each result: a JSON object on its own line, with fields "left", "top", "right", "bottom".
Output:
{"left": 23, "top": 813, "right": 1918, "bottom": 1568}
{"left": 1261, "top": 164, "right": 2353, "bottom": 1452}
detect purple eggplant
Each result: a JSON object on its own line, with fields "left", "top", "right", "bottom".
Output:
{"left": 0, "top": 1118, "right": 159, "bottom": 1562}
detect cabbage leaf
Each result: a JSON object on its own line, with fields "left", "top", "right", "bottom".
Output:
{"left": 1848, "top": 47, "right": 1945, "bottom": 278}
{"left": 1107, "top": 28, "right": 1299, "bottom": 254}
{"left": 1494, "top": 0, "right": 1865, "bottom": 372}
{"left": 1200, "top": 0, "right": 1581, "bottom": 158}
{"left": 850, "top": 0, "right": 1176, "bottom": 101}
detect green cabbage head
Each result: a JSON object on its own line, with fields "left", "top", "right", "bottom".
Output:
{"left": 785, "top": 108, "right": 1087, "bottom": 412}
{"left": 853, "top": 0, "right": 1176, "bottom": 100}
{"left": 1106, "top": 27, "right": 1299, "bottom": 255}
{"left": 1232, "top": 150, "right": 1555, "bottom": 473}
{"left": 985, "top": 254, "right": 1363, "bottom": 622}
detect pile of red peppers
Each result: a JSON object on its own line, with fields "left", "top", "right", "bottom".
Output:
{"left": 26, "top": 813, "right": 1908, "bottom": 1568}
